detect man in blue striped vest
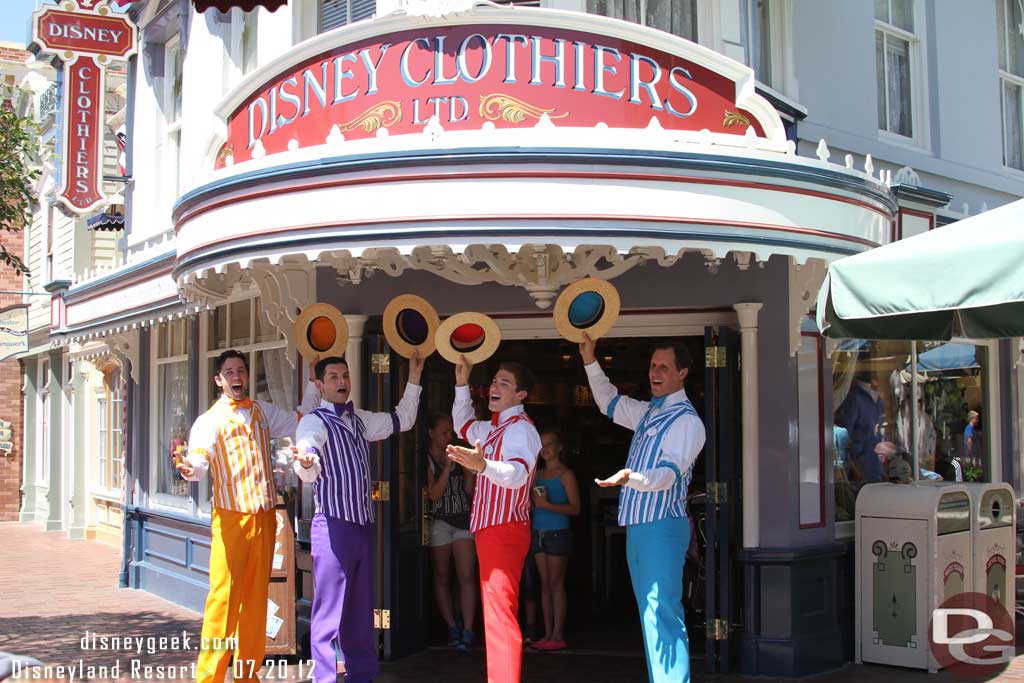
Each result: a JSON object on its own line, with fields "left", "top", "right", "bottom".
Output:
{"left": 580, "top": 333, "right": 706, "bottom": 683}
{"left": 295, "top": 354, "right": 423, "bottom": 683}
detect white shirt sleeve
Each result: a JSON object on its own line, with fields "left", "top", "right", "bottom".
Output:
{"left": 293, "top": 410, "right": 323, "bottom": 484}
{"left": 480, "top": 421, "right": 541, "bottom": 489}
{"left": 183, "top": 412, "right": 215, "bottom": 482}
{"left": 358, "top": 383, "right": 423, "bottom": 442}
{"left": 584, "top": 361, "right": 647, "bottom": 432}
{"left": 259, "top": 380, "right": 319, "bottom": 439}
{"left": 452, "top": 385, "right": 485, "bottom": 445}
{"left": 625, "top": 413, "right": 706, "bottom": 492}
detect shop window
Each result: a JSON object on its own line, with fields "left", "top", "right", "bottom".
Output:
{"left": 798, "top": 332, "right": 825, "bottom": 528}
{"left": 200, "top": 296, "right": 295, "bottom": 515}
{"left": 833, "top": 339, "right": 993, "bottom": 528}
{"left": 150, "top": 318, "right": 191, "bottom": 506}
{"left": 96, "top": 364, "right": 125, "bottom": 492}
{"left": 997, "top": 0, "right": 1024, "bottom": 170}
{"left": 875, "top": 0, "right": 925, "bottom": 145}
{"left": 587, "top": 0, "right": 698, "bottom": 42}
{"left": 319, "top": 0, "right": 375, "bottom": 33}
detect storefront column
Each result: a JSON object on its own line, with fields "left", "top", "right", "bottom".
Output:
{"left": 45, "top": 348, "right": 63, "bottom": 532}
{"left": 346, "top": 315, "right": 368, "bottom": 409}
{"left": 68, "top": 361, "right": 88, "bottom": 539}
{"left": 734, "top": 302, "right": 763, "bottom": 549}
{"left": 19, "top": 358, "right": 39, "bottom": 523}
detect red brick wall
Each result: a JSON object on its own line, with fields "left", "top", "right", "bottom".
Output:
{"left": 0, "top": 226, "right": 26, "bottom": 520}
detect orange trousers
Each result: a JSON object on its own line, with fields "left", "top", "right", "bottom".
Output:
{"left": 196, "top": 507, "right": 276, "bottom": 683}
{"left": 476, "top": 521, "right": 531, "bottom": 683}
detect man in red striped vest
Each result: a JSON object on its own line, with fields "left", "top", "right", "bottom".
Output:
{"left": 447, "top": 356, "right": 541, "bottom": 683}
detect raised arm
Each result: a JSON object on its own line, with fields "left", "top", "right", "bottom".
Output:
{"left": 580, "top": 333, "right": 647, "bottom": 431}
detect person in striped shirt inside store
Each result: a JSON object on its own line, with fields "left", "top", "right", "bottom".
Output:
{"left": 293, "top": 353, "right": 424, "bottom": 683}
{"left": 445, "top": 356, "right": 541, "bottom": 683}
{"left": 176, "top": 349, "right": 318, "bottom": 683}
{"left": 579, "top": 333, "right": 706, "bottom": 683}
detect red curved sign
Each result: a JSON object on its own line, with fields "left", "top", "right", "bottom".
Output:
{"left": 223, "top": 25, "right": 764, "bottom": 167}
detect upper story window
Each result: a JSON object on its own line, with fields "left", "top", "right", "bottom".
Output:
{"left": 587, "top": 0, "right": 698, "bottom": 42}
{"left": 997, "top": 0, "right": 1024, "bottom": 170}
{"left": 319, "top": 0, "right": 375, "bottom": 32}
{"left": 157, "top": 36, "right": 184, "bottom": 203}
{"left": 718, "top": 0, "right": 772, "bottom": 83}
{"left": 875, "top": 0, "right": 925, "bottom": 144}
{"left": 223, "top": 8, "right": 259, "bottom": 93}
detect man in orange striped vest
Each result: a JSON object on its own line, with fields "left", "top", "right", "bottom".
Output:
{"left": 176, "top": 349, "right": 315, "bottom": 683}
{"left": 447, "top": 356, "right": 541, "bottom": 683}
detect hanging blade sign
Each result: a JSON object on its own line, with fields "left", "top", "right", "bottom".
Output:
{"left": 31, "top": 0, "right": 137, "bottom": 215}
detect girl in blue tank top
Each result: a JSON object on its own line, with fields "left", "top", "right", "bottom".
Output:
{"left": 529, "top": 428, "right": 580, "bottom": 651}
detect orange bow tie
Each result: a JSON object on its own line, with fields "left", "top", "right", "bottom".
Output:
{"left": 228, "top": 397, "right": 253, "bottom": 410}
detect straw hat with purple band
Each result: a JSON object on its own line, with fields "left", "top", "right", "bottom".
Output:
{"left": 434, "top": 312, "right": 502, "bottom": 365}
{"left": 294, "top": 303, "right": 349, "bottom": 361}
{"left": 383, "top": 294, "right": 440, "bottom": 359}
{"left": 552, "top": 278, "right": 621, "bottom": 343}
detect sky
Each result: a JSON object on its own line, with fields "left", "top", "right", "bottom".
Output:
{"left": 0, "top": 0, "right": 49, "bottom": 47}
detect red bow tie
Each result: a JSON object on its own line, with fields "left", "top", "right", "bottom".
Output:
{"left": 228, "top": 397, "right": 253, "bottom": 410}
{"left": 491, "top": 413, "right": 500, "bottom": 427}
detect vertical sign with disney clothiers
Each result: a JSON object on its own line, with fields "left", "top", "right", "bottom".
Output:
{"left": 32, "top": 0, "right": 137, "bottom": 214}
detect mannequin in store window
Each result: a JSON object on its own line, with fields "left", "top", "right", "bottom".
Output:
{"left": 834, "top": 371, "right": 885, "bottom": 483}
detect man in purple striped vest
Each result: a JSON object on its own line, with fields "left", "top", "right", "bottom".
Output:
{"left": 295, "top": 354, "right": 424, "bottom": 683}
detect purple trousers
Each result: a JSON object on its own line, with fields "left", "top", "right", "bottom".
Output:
{"left": 311, "top": 514, "right": 378, "bottom": 683}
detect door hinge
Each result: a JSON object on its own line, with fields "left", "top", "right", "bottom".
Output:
{"left": 371, "top": 481, "right": 390, "bottom": 502}
{"left": 374, "top": 608, "right": 391, "bottom": 630}
{"left": 706, "top": 482, "right": 727, "bottom": 505}
{"left": 706, "top": 618, "right": 730, "bottom": 640}
{"left": 370, "top": 353, "right": 390, "bottom": 374}
{"left": 705, "top": 346, "right": 727, "bottom": 368}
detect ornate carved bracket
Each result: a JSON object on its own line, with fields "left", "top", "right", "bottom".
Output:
{"left": 107, "top": 329, "right": 140, "bottom": 383}
{"left": 248, "top": 258, "right": 317, "bottom": 368}
{"left": 788, "top": 257, "right": 828, "bottom": 356}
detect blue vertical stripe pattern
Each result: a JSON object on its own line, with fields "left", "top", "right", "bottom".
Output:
{"left": 618, "top": 400, "right": 697, "bottom": 526}
{"left": 311, "top": 407, "right": 374, "bottom": 525}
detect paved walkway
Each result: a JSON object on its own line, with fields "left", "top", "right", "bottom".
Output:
{"left": 2, "top": 522, "right": 1024, "bottom": 682}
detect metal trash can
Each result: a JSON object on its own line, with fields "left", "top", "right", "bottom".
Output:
{"left": 856, "top": 482, "right": 971, "bottom": 671}
{"left": 960, "top": 482, "right": 1016, "bottom": 616}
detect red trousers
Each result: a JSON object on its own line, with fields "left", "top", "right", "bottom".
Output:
{"left": 476, "top": 521, "right": 531, "bottom": 683}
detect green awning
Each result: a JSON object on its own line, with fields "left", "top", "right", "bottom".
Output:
{"left": 816, "top": 198, "right": 1024, "bottom": 340}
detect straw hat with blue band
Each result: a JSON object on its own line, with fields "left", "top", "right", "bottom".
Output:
{"left": 552, "top": 278, "right": 621, "bottom": 343}
{"left": 294, "top": 303, "right": 349, "bottom": 361}
{"left": 434, "top": 312, "right": 502, "bottom": 365}
{"left": 383, "top": 294, "right": 440, "bottom": 359}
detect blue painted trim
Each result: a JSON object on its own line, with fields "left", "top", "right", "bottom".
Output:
{"left": 173, "top": 221, "right": 863, "bottom": 279}
{"left": 606, "top": 394, "right": 622, "bottom": 420}
{"left": 63, "top": 251, "right": 175, "bottom": 302}
{"left": 173, "top": 146, "right": 896, "bottom": 221}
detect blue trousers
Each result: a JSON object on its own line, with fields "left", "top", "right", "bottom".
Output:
{"left": 626, "top": 516, "right": 690, "bottom": 683}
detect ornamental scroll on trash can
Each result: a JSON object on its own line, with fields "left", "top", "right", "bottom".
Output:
{"left": 856, "top": 483, "right": 971, "bottom": 672}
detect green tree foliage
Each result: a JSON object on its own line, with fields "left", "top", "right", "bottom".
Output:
{"left": 0, "top": 106, "right": 38, "bottom": 276}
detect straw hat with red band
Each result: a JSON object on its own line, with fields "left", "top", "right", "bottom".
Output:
{"left": 434, "top": 312, "right": 502, "bottom": 365}
{"left": 383, "top": 294, "right": 440, "bottom": 359}
{"left": 552, "top": 278, "right": 621, "bottom": 343}
{"left": 294, "top": 304, "right": 349, "bottom": 361}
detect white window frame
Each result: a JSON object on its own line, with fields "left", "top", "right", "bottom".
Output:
{"left": 197, "top": 291, "right": 292, "bottom": 516}
{"left": 997, "top": 0, "right": 1024, "bottom": 172}
{"left": 91, "top": 363, "right": 124, "bottom": 496}
{"left": 693, "top": 1, "right": 794, "bottom": 95}
{"left": 874, "top": 0, "right": 930, "bottom": 151}
{"left": 293, "top": 0, "right": 319, "bottom": 44}
{"left": 149, "top": 318, "right": 191, "bottom": 509}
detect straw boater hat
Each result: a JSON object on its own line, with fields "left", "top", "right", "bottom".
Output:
{"left": 552, "top": 278, "right": 621, "bottom": 343}
{"left": 383, "top": 294, "right": 440, "bottom": 359}
{"left": 434, "top": 312, "right": 502, "bottom": 365}
{"left": 294, "top": 303, "right": 349, "bottom": 360}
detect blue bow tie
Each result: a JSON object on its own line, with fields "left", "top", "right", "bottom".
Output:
{"left": 334, "top": 401, "right": 354, "bottom": 417}
{"left": 649, "top": 395, "right": 666, "bottom": 409}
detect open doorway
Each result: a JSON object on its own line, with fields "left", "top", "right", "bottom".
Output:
{"left": 406, "top": 334, "right": 710, "bottom": 657}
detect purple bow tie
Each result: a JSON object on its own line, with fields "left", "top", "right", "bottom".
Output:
{"left": 334, "top": 401, "right": 354, "bottom": 417}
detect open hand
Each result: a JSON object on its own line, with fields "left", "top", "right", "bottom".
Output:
{"left": 447, "top": 440, "right": 485, "bottom": 473}
{"left": 595, "top": 468, "right": 631, "bottom": 487}
{"left": 175, "top": 457, "right": 194, "bottom": 479}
